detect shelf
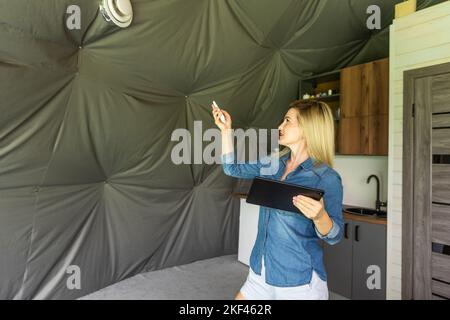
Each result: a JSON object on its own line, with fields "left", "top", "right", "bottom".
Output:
{"left": 298, "top": 70, "right": 340, "bottom": 105}
{"left": 298, "top": 94, "right": 340, "bottom": 103}
{"left": 301, "top": 69, "right": 340, "bottom": 82}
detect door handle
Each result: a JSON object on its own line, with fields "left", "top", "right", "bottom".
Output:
{"left": 344, "top": 223, "right": 348, "bottom": 239}
{"left": 355, "top": 225, "right": 360, "bottom": 242}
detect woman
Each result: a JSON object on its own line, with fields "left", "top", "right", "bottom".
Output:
{"left": 211, "top": 100, "right": 344, "bottom": 300}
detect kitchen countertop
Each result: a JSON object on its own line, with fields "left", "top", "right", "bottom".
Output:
{"left": 342, "top": 205, "right": 387, "bottom": 226}
{"left": 232, "top": 193, "right": 387, "bottom": 226}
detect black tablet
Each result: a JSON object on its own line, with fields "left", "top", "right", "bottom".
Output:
{"left": 246, "top": 177, "right": 325, "bottom": 213}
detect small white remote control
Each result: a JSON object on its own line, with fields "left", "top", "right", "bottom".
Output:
{"left": 213, "top": 101, "right": 226, "bottom": 124}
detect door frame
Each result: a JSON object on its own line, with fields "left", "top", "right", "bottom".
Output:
{"left": 402, "top": 61, "right": 450, "bottom": 299}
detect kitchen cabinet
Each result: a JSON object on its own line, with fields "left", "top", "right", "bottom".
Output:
{"left": 323, "top": 219, "right": 387, "bottom": 300}
{"left": 338, "top": 58, "right": 389, "bottom": 155}
{"left": 323, "top": 218, "right": 353, "bottom": 298}
{"left": 338, "top": 117, "right": 368, "bottom": 155}
{"left": 351, "top": 221, "right": 387, "bottom": 300}
{"left": 297, "top": 58, "right": 389, "bottom": 155}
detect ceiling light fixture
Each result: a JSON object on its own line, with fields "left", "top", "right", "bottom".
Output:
{"left": 99, "top": 0, "right": 133, "bottom": 28}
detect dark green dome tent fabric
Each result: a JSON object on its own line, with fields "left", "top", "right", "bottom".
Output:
{"left": 0, "top": 0, "right": 443, "bottom": 299}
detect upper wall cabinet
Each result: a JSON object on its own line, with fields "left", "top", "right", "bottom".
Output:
{"left": 339, "top": 58, "right": 389, "bottom": 155}
{"left": 298, "top": 58, "right": 389, "bottom": 156}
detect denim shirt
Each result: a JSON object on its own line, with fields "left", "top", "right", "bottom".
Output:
{"left": 221, "top": 150, "right": 344, "bottom": 287}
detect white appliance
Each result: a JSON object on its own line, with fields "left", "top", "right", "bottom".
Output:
{"left": 238, "top": 198, "right": 259, "bottom": 266}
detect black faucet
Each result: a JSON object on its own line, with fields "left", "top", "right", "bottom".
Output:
{"left": 366, "top": 174, "right": 387, "bottom": 212}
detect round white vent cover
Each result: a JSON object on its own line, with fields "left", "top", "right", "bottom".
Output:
{"left": 100, "top": 0, "right": 133, "bottom": 28}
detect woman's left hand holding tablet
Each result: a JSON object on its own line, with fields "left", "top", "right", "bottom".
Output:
{"left": 293, "top": 195, "right": 325, "bottom": 221}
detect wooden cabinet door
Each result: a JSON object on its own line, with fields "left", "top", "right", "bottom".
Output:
{"left": 366, "top": 58, "right": 389, "bottom": 116}
{"left": 339, "top": 58, "right": 389, "bottom": 155}
{"left": 365, "top": 58, "right": 389, "bottom": 155}
{"left": 338, "top": 117, "right": 369, "bottom": 155}
{"left": 339, "top": 118, "right": 360, "bottom": 154}
{"left": 368, "top": 114, "right": 388, "bottom": 155}
{"left": 340, "top": 64, "right": 364, "bottom": 118}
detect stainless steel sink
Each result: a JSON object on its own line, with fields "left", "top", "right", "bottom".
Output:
{"left": 344, "top": 207, "right": 387, "bottom": 217}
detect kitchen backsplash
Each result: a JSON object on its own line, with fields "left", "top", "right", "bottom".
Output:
{"left": 334, "top": 155, "right": 388, "bottom": 209}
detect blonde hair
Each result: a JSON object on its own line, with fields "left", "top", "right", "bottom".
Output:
{"left": 277, "top": 100, "right": 335, "bottom": 167}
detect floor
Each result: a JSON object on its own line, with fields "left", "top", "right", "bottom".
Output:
{"left": 80, "top": 254, "right": 348, "bottom": 300}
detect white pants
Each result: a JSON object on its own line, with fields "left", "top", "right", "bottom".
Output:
{"left": 240, "top": 257, "right": 329, "bottom": 300}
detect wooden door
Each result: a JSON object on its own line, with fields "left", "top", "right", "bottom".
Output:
{"left": 430, "top": 73, "right": 450, "bottom": 300}
{"left": 403, "top": 64, "right": 450, "bottom": 300}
